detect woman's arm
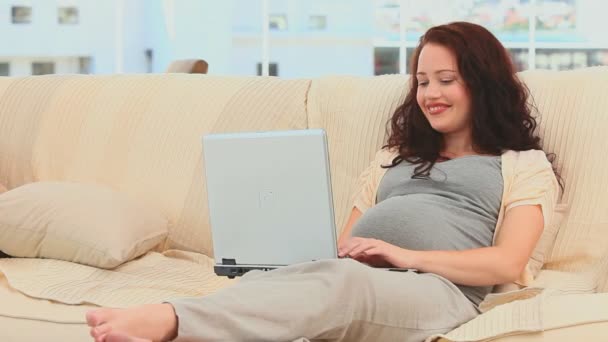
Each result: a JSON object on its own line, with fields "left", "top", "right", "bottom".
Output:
{"left": 399, "top": 205, "right": 543, "bottom": 286}
{"left": 340, "top": 205, "right": 544, "bottom": 286}
{"left": 337, "top": 207, "right": 362, "bottom": 247}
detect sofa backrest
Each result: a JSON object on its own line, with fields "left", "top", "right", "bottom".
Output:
{"left": 0, "top": 68, "right": 606, "bottom": 291}
{"left": 519, "top": 68, "right": 608, "bottom": 291}
{"left": 0, "top": 74, "right": 310, "bottom": 256}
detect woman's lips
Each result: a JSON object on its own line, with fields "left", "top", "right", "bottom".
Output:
{"left": 427, "top": 105, "right": 450, "bottom": 115}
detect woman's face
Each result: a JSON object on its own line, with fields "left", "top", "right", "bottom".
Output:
{"left": 415, "top": 43, "right": 472, "bottom": 136}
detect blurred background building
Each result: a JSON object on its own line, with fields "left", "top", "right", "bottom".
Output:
{"left": 0, "top": 0, "right": 606, "bottom": 77}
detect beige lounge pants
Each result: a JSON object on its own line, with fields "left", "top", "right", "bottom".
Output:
{"left": 168, "top": 258, "right": 478, "bottom": 342}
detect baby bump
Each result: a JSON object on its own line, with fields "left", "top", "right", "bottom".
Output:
{"left": 350, "top": 195, "right": 456, "bottom": 251}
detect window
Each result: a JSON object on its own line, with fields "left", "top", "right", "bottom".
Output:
{"left": 463, "top": 0, "right": 531, "bottom": 33}
{"left": 58, "top": 7, "right": 79, "bottom": 24}
{"left": 589, "top": 51, "right": 608, "bottom": 68}
{"left": 269, "top": 14, "right": 287, "bottom": 31}
{"left": 12, "top": 6, "right": 32, "bottom": 24}
{"left": 536, "top": 49, "right": 608, "bottom": 70}
{"left": 374, "top": 47, "right": 399, "bottom": 75}
{"left": 78, "top": 57, "right": 92, "bottom": 74}
{"left": 144, "top": 49, "right": 154, "bottom": 73}
{"left": 0, "top": 63, "right": 9, "bottom": 76}
{"left": 257, "top": 62, "right": 278, "bottom": 76}
{"left": 308, "top": 15, "right": 327, "bottom": 30}
{"left": 509, "top": 49, "right": 529, "bottom": 72}
{"left": 32, "top": 62, "right": 55, "bottom": 75}
{"left": 536, "top": 0, "right": 576, "bottom": 32}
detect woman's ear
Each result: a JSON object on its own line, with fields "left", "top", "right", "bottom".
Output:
{"left": 0, "top": 183, "right": 7, "bottom": 194}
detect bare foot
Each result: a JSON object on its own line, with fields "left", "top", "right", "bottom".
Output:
{"left": 105, "top": 331, "right": 152, "bottom": 342}
{"left": 86, "top": 303, "right": 178, "bottom": 342}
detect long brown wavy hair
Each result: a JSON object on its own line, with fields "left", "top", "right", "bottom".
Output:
{"left": 385, "top": 21, "right": 561, "bottom": 188}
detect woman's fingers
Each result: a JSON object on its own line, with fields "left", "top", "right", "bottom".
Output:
{"left": 338, "top": 237, "right": 363, "bottom": 257}
{"left": 348, "top": 242, "right": 377, "bottom": 259}
{"left": 339, "top": 238, "right": 384, "bottom": 258}
{"left": 362, "top": 246, "right": 379, "bottom": 255}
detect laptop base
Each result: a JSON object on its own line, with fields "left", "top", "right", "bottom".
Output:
{"left": 214, "top": 265, "right": 278, "bottom": 278}
{"left": 214, "top": 261, "right": 418, "bottom": 278}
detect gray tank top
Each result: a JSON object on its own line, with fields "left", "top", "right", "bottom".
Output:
{"left": 351, "top": 155, "right": 503, "bottom": 305}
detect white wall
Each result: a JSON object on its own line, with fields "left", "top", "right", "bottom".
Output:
{"left": 0, "top": 0, "right": 373, "bottom": 77}
{"left": 0, "top": 0, "right": 147, "bottom": 74}
{"left": 119, "top": 0, "right": 147, "bottom": 73}
{"left": 144, "top": 0, "right": 235, "bottom": 74}
{"left": 239, "top": 0, "right": 375, "bottom": 78}
{"left": 268, "top": 38, "right": 373, "bottom": 78}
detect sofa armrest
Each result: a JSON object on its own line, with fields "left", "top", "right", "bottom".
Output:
{"left": 495, "top": 292, "right": 608, "bottom": 341}
{"left": 494, "top": 321, "right": 608, "bottom": 341}
{"left": 432, "top": 292, "right": 608, "bottom": 342}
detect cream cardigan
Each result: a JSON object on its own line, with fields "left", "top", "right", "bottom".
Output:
{"left": 351, "top": 148, "right": 561, "bottom": 288}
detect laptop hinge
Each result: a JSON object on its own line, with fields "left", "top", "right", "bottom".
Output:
{"left": 222, "top": 258, "right": 236, "bottom": 265}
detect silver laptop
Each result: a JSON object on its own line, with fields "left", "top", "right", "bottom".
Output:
{"left": 202, "top": 129, "right": 338, "bottom": 278}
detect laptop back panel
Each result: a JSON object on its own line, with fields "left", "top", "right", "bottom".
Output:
{"left": 202, "top": 129, "right": 338, "bottom": 272}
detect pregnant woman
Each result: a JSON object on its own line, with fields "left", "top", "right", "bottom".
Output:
{"left": 86, "top": 21, "right": 561, "bottom": 342}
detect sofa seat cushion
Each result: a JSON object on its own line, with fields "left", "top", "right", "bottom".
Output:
{"left": 0, "top": 272, "right": 92, "bottom": 324}
{"left": 0, "top": 250, "right": 235, "bottom": 308}
{"left": 0, "top": 251, "right": 235, "bottom": 341}
{"left": 0, "top": 273, "right": 92, "bottom": 341}
{"left": 3, "top": 253, "right": 606, "bottom": 342}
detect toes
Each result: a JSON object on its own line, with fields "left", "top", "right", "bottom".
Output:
{"left": 86, "top": 310, "right": 103, "bottom": 327}
{"left": 95, "top": 333, "right": 108, "bottom": 342}
{"left": 90, "top": 323, "right": 112, "bottom": 339}
{"left": 86, "top": 309, "right": 114, "bottom": 327}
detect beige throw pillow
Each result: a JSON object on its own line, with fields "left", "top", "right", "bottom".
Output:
{"left": 0, "top": 182, "right": 169, "bottom": 269}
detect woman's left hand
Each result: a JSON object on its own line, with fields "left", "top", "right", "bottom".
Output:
{"left": 338, "top": 237, "right": 411, "bottom": 268}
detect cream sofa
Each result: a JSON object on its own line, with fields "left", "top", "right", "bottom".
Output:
{"left": 0, "top": 68, "right": 607, "bottom": 341}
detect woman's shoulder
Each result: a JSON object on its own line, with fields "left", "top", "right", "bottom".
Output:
{"left": 502, "top": 149, "right": 554, "bottom": 178}
{"left": 502, "top": 149, "right": 550, "bottom": 163}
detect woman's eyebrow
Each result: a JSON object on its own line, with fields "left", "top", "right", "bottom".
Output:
{"left": 416, "top": 69, "right": 456, "bottom": 76}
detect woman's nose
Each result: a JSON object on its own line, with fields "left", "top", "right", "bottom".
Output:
{"left": 424, "top": 83, "right": 441, "bottom": 99}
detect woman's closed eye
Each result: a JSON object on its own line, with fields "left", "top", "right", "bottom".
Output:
{"left": 417, "top": 79, "right": 454, "bottom": 87}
